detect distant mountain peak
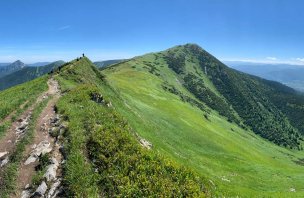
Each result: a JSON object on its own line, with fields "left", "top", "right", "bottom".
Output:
{"left": 11, "top": 60, "right": 26, "bottom": 68}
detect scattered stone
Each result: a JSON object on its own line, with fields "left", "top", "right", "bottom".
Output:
{"left": 25, "top": 141, "right": 52, "bottom": 165}
{"left": 21, "top": 190, "right": 31, "bottom": 198}
{"left": 16, "top": 114, "right": 31, "bottom": 136}
{"left": 0, "top": 151, "right": 8, "bottom": 158}
{"left": 290, "top": 187, "right": 296, "bottom": 192}
{"left": 0, "top": 156, "right": 9, "bottom": 167}
{"left": 90, "top": 92, "right": 104, "bottom": 104}
{"left": 32, "top": 181, "right": 47, "bottom": 197}
{"left": 35, "top": 141, "right": 52, "bottom": 155}
{"left": 25, "top": 155, "right": 38, "bottom": 165}
{"left": 221, "top": 176, "right": 230, "bottom": 182}
{"left": 50, "top": 116, "right": 59, "bottom": 125}
{"left": 59, "top": 146, "right": 67, "bottom": 159}
{"left": 139, "top": 138, "right": 152, "bottom": 149}
{"left": 47, "top": 179, "right": 61, "bottom": 198}
{"left": 25, "top": 184, "right": 30, "bottom": 189}
{"left": 44, "top": 158, "right": 59, "bottom": 181}
{"left": 106, "top": 101, "right": 112, "bottom": 107}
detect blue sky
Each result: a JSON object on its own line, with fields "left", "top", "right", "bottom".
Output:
{"left": 1, "top": 0, "right": 304, "bottom": 64}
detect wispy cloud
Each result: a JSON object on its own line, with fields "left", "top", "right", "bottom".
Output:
{"left": 295, "top": 58, "right": 304, "bottom": 62}
{"left": 58, "top": 25, "right": 71, "bottom": 31}
{"left": 222, "top": 57, "right": 304, "bottom": 66}
{"left": 266, "top": 57, "right": 277, "bottom": 61}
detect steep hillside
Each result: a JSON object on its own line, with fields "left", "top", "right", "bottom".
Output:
{"left": 53, "top": 57, "right": 207, "bottom": 197}
{"left": 0, "top": 60, "right": 25, "bottom": 78}
{"left": 0, "top": 61, "right": 64, "bottom": 91}
{"left": 101, "top": 44, "right": 304, "bottom": 196}
{"left": 161, "top": 44, "right": 303, "bottom": 149}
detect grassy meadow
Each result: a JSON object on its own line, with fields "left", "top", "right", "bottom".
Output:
{"left": 101, "top": 54, "right": 304, "bottom": 197}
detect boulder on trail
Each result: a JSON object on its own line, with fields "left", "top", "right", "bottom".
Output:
{"left": 31, "top": 181, "right": 47, "bottom": 197}
{"left": 25, "top": 141, "right": 52, "bottom": 165}
{"left": 44, "top": 158, "right": 59, "bottom": 181}
{"left": 0, "top": 156, "right": 9, "bottom": 167}
{"left": 47, "top": 179, "right": 61, "bottom": 198}
{"left": 0, "top": 151, "right": 8, "bottom": 159}
{"left": 21, "top": 189, "right": 31, "bottom": 198}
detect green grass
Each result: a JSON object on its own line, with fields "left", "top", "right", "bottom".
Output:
{"left": 0, "top": 97, "right": 50, "bottom": 198}
{"left": 101, "top": 55, "right": 304, "bottom": 197}
{"left": 55, "top": 58, "right": 207, "bottom": 197}
{"left": 0, "top": 75, "right": 48, "bottom": 120}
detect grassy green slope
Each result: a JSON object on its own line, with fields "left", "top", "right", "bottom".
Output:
{"left": 101, "top": 48, "right": 304, "bottom": 197}
{"left": 54, "top": 57, "right": 207, "bottom": 197}
{"left": 163, "top": 44, "right": 303, "bottom": 149}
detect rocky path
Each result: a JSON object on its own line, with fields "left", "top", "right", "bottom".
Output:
{"left": 0, "top": 84, "right": 50, "bottom": 169}
{"left": 11, "top": 78, "right": 65, "bottom": 198}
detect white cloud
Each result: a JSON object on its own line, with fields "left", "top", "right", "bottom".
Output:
{"left": 296, "top": 58, "right": 304, "bottom": 62}
{"left": 58, "top": 25, "right": 71, "bottom": 31}
{"left": 266, "top": 57, "right": 277, "bottom": 61}
{"left": 222, "top": 58, "right": 304, "bottom": 66}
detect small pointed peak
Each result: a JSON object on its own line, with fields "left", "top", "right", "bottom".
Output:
{"left": 167, "top": 43, "right": 205, "bottom": 53}
{"left": 183, "top": 43, "right": 202, "bottom": 48}
{"left": 11, "top": 60, "right": 25, "bottom": 68}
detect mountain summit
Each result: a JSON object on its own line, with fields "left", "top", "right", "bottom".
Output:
{"left": 12, "top": 60, "right": 26, "bottom": 68}
{"left": 0, "top": 60, "right": 25, "bottom": 77}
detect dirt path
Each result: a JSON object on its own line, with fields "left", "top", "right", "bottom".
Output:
{"left": 12, "top": 78, "right": 64, "bottom": 198}
{"left": 0, "top": 83, "right": 51, "bottom": 168}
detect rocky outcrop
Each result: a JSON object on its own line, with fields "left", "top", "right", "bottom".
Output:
{"left": 90, "top": 92, "right": 104, "bottom": 104}
{"left": 24, "top": 141, "right": 52, "bottom": 165}
{"left": 44, "top": 158, "right": 59, "bottom": 182}
{"left": 21, "top": 111, "right": 65, "bottom": 198}
{"left": 139, "top": 138, "right": 152, "bottom": 149}
{"left": 16, "top": 114, "right": 32, "bottom": 140}
{"left": 0, "top": 151, "right": 8, "bottom": 158}
{"left": 47, "top": 179, "right": 62, "bottom": 198}
{"left": 32, "top": 181, "right": 47, "bottom": 197}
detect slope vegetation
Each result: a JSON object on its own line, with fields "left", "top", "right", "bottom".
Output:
{"left": 101, "top": 44, "right": 304, "bottom": 196}
{"left": 53, "top": 57, "right": 207, "bottom": 197}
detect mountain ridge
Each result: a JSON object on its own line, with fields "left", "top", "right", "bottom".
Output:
{"left": 1, "top": 44, "right": 304, "bottom": 196}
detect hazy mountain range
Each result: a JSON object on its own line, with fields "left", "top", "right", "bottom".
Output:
{"left": 225, "top": 61, "right": 304, "bottom": 92}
